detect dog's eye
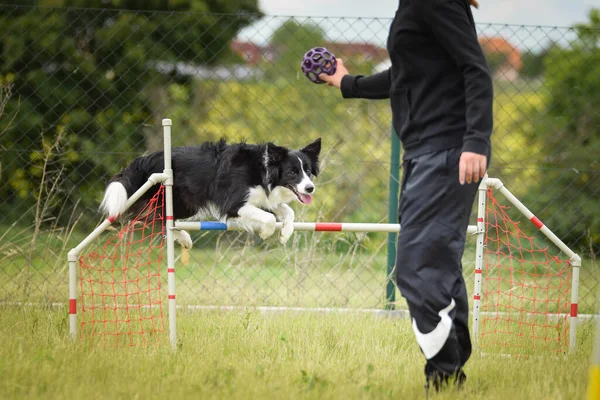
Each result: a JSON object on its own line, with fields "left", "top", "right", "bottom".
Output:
{"left": 291, "top": 168, "right": 299, "bottom": 175}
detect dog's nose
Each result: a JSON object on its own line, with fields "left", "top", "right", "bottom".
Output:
{"left": 305, "top": 184, "right": 314, "bottom": 194}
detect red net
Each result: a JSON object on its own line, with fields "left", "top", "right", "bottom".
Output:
{"left": 480, "top": 188, "right": 572, "bottom": 354}
{"left": 79, "top": 186, "right": 166, "bottom": 347}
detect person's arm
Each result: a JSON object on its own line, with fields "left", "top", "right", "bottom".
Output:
{"left": 423, "top": 0, "right": 493, "bottom": 157}
{"left": 340, "top": 68, "right": 391, "bottom": 99}
{"left": 318, "top": 59, "right": 391, "bottom": 99}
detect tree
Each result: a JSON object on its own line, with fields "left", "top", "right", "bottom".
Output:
{"left": 521, "top": 9, "right": 600, "bottom": 251}
{"left": 484, "top": 51, "right": 509, "bottom": 76}
{"left": 0, "top": 0, "right": 261, "bottom": 226}
{"left": 267, "top": 20, "right": 327, "bottom": 82}
{"left": 519, "top": 41, "right": 559, "bottom": 79}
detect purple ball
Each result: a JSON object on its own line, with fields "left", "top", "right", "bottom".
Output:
{"left": 301, "top": 47, "right": 337, "bottom": 84}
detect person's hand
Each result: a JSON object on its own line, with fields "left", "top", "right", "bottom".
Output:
{"left": 318, "top": 58, "right": 349, "bottom": 88}
{"left": 459, "top": 152, "right": 487, "bottom": 185}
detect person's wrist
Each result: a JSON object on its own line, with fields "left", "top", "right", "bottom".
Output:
{"left": 336, "top": 74, "right": 348, "bottom": 88}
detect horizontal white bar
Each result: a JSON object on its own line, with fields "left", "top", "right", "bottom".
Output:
{"left": 175, "top": 221, "right": 478, "bottom": 234}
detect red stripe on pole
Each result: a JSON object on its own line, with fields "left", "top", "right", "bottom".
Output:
{"left": 166, "top": 216, "right": 174, "bottom": 221}
{"left": 474, "top": 269, "right": 482, "bottom": 274}
{"left": 477, "top": 218, "right": 483, "bottom": 222}
{"left": 69, "top": 299, "right": 76, "bottom": 314}
{"left": 315, "top": 223, "right": 342, "bottom": 231}
{"left": 168, "top": 268, "right": 175, "bottom": 273}
{"left": 473, "top": 295, "right": 481, "bottom": 300}
{"left": 168, "top": 295, "right": 175, "bottom": 300}
{"left": 571, "top": 303, "right": 578, "bottom": 317}
{"left": 530, "top": 216, "right": 544, "bottom": 229}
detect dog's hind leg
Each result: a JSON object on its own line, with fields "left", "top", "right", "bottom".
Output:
{"left": 232, "top": 204, "right": 277, "bottom": 240}
{"left": 272, "top": 204, "right": 295, "bottom": 244}
{"left": 172, "top": 229, "right": 193, "bottom": 250}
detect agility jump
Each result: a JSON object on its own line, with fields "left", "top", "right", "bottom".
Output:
{"left": 67, "top": 119, "right": 581, "bottom": 355}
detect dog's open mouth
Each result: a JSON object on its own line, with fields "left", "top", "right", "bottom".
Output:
{"left": 298, "top": 193, "right": 312, "bottom": 205}
{"left": 289, "top": 187, "right": 313, "bottom": 205}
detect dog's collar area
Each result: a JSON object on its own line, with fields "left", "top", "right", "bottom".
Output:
{"left": 264, "top": 167, "right": 280, "bottom": 195}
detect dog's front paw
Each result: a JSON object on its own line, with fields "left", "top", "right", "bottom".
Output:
{"left": 273, "top": 204, "right": 295, "bottom": 245}
{"left": 279, "top": 219, "right": 294, "bottom": 244}
{"left": 173, "top": 229, "right": 193, "bottom": 250}
{"left": 258, "top": 215, "right": 277, "bottom": 240}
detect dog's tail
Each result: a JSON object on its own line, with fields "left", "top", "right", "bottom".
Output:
{"left": 99, "top": 180, "right": 129, "bottom": 219}
{"left": 100, "top": 152, "right": 163, "bottom": 219}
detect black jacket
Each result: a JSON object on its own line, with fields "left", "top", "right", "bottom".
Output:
{"left": 340, "top": 0, "right": 493, "bottom": 160}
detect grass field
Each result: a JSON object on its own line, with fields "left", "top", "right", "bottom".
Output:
{"left": 1, "top": 189, "right": 598, "bottom": 399}
{"left": 0, "top": 306, "right": 596, "bottom": 400}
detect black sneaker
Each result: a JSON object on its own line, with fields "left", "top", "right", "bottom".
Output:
{"left": 424, "top": 369, "right": 449, "bottom": 396}
{"left": 454, "top": 369, "right": 467, "bottom": 388}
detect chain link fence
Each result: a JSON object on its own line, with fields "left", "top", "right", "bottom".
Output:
{"left": 0, "top": 5, "right": 598, "bottom": 312}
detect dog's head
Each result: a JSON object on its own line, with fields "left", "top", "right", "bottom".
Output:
{"left": 266, "top": 138, "right": 321, "bottom": 205}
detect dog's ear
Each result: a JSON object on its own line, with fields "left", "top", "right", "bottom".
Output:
{"left": 266, "top": 142, "right": 288, "bottom": 165}
{"left": 300, "top": 138, "right": 321, "bottom": 176}
{"left": 301, "top": 138, "right": 321, "bottom": 156}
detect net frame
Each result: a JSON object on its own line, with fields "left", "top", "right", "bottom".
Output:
{"left": 471, "top": 176, "right": 581, "bottom": 354}
{"left": 68, "top": 118, "right": 177, "bottom": 349}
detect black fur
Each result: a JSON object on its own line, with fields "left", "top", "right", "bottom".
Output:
{"left": 106, "top": 138, "right": 321, "bottom": 220}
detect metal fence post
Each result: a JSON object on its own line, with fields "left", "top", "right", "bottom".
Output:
{"left": 386, "top": 126, "right": 401, "bottom": 310}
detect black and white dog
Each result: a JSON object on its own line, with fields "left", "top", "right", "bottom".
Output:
{"left": 99, "top": 138, "right": 321, "bottom": 248}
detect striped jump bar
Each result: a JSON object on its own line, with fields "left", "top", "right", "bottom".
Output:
{"left": 175, "top": 221, "right": 478, "bottom": 234}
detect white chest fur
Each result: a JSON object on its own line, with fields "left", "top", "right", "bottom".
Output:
{"left": 184, "top": 202, "right": 223, "bottom": 221}
{"left": 246, "top": 186, "right": 296, "bottom": 210}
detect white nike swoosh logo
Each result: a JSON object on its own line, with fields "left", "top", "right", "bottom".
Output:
{"left": 412, "top": 299, "right": 456, "bottom": 359}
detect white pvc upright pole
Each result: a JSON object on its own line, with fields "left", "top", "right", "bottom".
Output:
{"left": 68, "top": 253, "right": 78, "bottom": 340}
{"left": 471, "top": 175, "right": 488, "bottom": 350}
{"left": 162, "top": 118, "right": 177, "bottom": 350}
{"left": 570, "top": 260, "right": 581, "bottom": 352}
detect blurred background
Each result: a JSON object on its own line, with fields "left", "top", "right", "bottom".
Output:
{"left": 0, "top": 0, "right": 598, "bottom": 312}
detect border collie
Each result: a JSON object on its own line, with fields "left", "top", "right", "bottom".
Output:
{"left": 99, "top": 138, "right": 321, "bottom": 248}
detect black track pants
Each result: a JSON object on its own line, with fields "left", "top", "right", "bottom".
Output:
{"left": 395, "top": 147, "right": 482, "bottom": 377}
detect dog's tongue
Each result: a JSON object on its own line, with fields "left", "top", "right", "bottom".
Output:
{"left": 299, "top": 193, "right": 313, "bottom": 205}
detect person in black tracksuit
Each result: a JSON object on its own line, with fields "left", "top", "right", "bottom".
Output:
{"left": 319, "top": 0, "right": 493, "bottom": 391}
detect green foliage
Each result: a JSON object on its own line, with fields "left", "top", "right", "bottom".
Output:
{"left": 485, "top": 51, "right": 509, "bottom": 75}
{"left": 521, "top": 8, "right": 600, "bottom": 251}
{"left": 519, "top": 41, "right": 559, "bottom": 79}
{"left": 127, "top": 21, "right": 396, "bottom": 241}
{"left": 159, "top": 78, "right": 393, "bottom": 236}
{"left": 268, "top": 20, "right": 328, "bottom": 81}
{"left": 0, "top": 2, "right": 261, "bottom": 226}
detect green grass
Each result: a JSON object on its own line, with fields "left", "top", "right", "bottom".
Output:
{"left": 0, "top": 306, "right": 596, "bottom": 400}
